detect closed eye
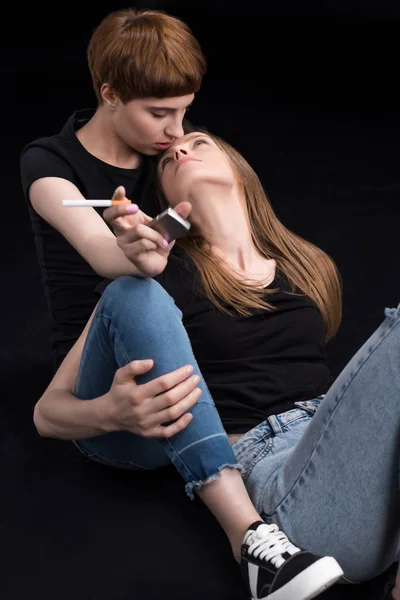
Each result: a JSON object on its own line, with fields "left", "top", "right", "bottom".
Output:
{"left": 161, "top": 155, "right": 173, "bottom": 168}
{"left": 193, "top": 138, "right": 208, "bottom": 147}
{"left": 161, "top": 137, "right": 210, "bottom": 169}
{"left": 162, "top": 155, "right": 172, "bottom": 166}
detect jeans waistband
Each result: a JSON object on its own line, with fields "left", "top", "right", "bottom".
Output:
{"left": 232, "top": 396, "right": 324, "bottom": 458}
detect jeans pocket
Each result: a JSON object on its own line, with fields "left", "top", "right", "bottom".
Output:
{"left": 237, "top": 434, "right": 275, "bottom": 484}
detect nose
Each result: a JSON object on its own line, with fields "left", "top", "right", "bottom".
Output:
{"left": 164, "top": 116, "right": 185, "bottom": 140}
{"left": 174, "top": 148, "right": 188, "bottom": 161}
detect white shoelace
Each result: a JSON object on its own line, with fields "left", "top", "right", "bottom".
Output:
{"left": 245, "top": 524, "right": 301, "bottom": 569}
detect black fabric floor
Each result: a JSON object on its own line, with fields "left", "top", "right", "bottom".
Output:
{"left": 2, "top": 6, "right": 399, "bottom": 599}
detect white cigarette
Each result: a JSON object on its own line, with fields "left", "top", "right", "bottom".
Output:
{"left": 63, "top": 200, "right": 131, "bottom": 207}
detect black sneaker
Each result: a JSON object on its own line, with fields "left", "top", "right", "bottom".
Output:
{"left": 241, "top": 521, "right": 344, "bottom": 600}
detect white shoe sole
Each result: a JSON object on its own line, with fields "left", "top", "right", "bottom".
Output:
{"left": 256, "top": 556, "right": 344, "bottom": 600}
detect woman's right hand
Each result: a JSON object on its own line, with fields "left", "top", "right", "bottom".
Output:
{"left": 100, "top": 359, "right": 202, "bottom": 438}
{"left": 103, "top": 186, "right": 191, "bottom": 277}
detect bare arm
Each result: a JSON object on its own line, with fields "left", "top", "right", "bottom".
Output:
{"left": 29, "top": 177, "right": 141, "bottom": 279}
{"left": 33, "top": 306, "right": 111, "bottom": 439}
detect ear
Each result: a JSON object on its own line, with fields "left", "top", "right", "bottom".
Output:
{"left": 100, "top": 83, "right": 119, "bottom": 110}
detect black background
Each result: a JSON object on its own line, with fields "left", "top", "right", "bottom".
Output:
{"left": 1, "top": 2, "right": 399, "bottom": 598}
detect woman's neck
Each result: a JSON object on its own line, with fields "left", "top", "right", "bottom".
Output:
{"left": 188, "top": 185, "right": 270, "bottom": 277}
{"left": 75, "top": 106, "right": 141, "bottom": 169}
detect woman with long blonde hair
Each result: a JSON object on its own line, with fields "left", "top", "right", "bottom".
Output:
{"left": 32, "top": 130, "right": 399, "bottom": 600}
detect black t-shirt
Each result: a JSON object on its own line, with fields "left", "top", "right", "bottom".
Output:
{"left": 98, "top": 249, "right": 333, "bottom": 433}
{"left": 20, "top": 108, "right": 161, "bottom": 370}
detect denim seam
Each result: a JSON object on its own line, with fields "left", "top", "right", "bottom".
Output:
{"left": 163, "top": 439, "right": 199, "bottom": 481}
{"left": 163, "top": 436, "right": 242, "bottom": 489}
{"left": 278, "top": 412, "right": 312, "bottom": 431}
{"left": 97, "top": 313, "right": 132, "bottom": 365}
{"left": 83, "top": 451, "right": 153, "bottom": 470}
{"left": 74, "top": 442, "right": 152, "bottom": 470}
{"left": 268, "top": 310, "right": 400, "bottom": 515}
{"left": 242, "top": 437, "right": 275, "bottom": 485}
{"left": 234, "top": 412, "right": 310, "bottom": 459}
{"left": 177, "top": 433, "right": 228, "bottom": 455}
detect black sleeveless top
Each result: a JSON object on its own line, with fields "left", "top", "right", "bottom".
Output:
{"left": 98, "top": 248, "right": 333, "bottom": 433}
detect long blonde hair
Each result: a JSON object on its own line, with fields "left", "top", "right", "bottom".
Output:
{"left": 157, "top": 130, "right": 342, "bottom": 340}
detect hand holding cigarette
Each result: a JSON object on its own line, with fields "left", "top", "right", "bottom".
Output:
{"left": 62, "top": 185, "right": 191, "bottom": 277}
{"left": 63, "top": 184, "right": 175, "bottom": 277}
{"left": 104, "top": 186, "right": 176, "bottom": 277}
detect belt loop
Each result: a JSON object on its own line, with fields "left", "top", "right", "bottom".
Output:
{"left": 267, "top": 415, "right": 283, "bottom": 435}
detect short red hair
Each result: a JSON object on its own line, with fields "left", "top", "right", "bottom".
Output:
{"left": 87, "top": 8, "right": 207, "bottom": 103}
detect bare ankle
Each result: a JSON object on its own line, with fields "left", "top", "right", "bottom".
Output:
{"left": 229, "top": 519, "right": 264, "bottom": 564}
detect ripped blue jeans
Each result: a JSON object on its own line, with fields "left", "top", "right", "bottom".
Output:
{"left": 74, "top": 276, "right": 400, "bottom": 582}
{"left": 74, "top": 276, "right": 242, "bottom": 499}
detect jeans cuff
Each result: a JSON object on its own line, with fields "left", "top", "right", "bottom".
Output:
{"left": 184, "top": 462, "right": 245, "bottom": 500}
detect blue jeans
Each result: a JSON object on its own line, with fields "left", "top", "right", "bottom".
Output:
{"left": 232, "top": 304, "right": 400, "bottom": 583}
{"left": 74, "top": 276, "right": 400, "bottom": 582}
{"left": 74, "top": 276, "right": 242, "bottom": 499}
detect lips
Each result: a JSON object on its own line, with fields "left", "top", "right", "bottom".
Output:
{"left": 175, "top": 157, "right": 201, "bottom": 173}
{"left": 155, "top": 142, "right": 172, "bottom": 150}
